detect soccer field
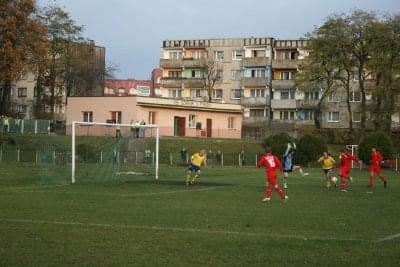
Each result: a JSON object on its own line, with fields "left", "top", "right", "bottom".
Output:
{"left": 0, "top": 163, "right": 399, "bottom": 266}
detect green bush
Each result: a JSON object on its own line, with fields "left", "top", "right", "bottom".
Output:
{"left": 262, "top": 133, "right": 293, "bottom": 158}
{"left": 296, "top": 134, "right": 327, "bottom": 165}
{"left": 358, "top": 132, "right": 394, "bottom": 164}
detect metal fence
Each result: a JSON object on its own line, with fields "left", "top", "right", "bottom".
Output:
{"left": 0, "top": 119, "right": 50, "bottom": 134}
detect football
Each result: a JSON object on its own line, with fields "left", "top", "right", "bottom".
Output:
{"left": 331, "top": 176, "right": 338, "bottom": 183}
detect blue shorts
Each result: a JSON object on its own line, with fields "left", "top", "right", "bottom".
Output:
{"left": 188, "top": 164, "right": 200, "bottom": 173}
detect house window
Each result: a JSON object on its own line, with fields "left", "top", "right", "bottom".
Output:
{"left": 169, "top": 89, "right": 182, "bottom": 98}
{"left": 231, "top": 89, "right": 243, "bottom": 99}
{"left": 352, "top": 112, "right": 361, "bottom": 122}
{"left": 212, "top": 89, "right": 223, "bottom": 99}
{"left": 328, "top": 93, "right": 341, "bottom": 102}
{"left": 250, "top": 89, "right": 265, "bottom": 98}
{"left": 169, "top": 51, "right": 182, "bottom": 60}
{"left": 214, "top": 51, "right": 224, "bottom": 61}
{"left": 251, "top": 50, "right": 266, "bottom": 58}
{"left": 280, "top": 111, "right": 295, "bottom": 120}
{"left": 83, "top": 111, "right": 93, "bottom": 123}
{"left": 228, "top": 117, "right": 235, "bottom": 129}
{"left": 327, "top": 111, "right": 340, "bottom": 122}
{"left": 232, "top": 50, "right": 243, "bottom": 60}
{"left": 188, "top": 114, "right": 196, "bottom": 128}
{"left": 192, "top": 50, "right": 204, "bottom": 59}
{"left": 18, "top": 88, "right": 27, "bottom": 97}
{"left": 280, "top": 90, "right": 295, "bottom": 100}
{"left": 231, "top": 70, "right": 242, "bottom": 80}
{"left": 297, "top": 110, "right": 314, "bottom": 120}
{"left": 350, "top": 91, "right": 361, "bottom": 102}
{"left": 278, "top": 50, "right": 298, "bottom": 60}
{"left": 304, "top": 91, "right": 319, "bottom": 101}
{"left": 148, "top": 111, "right": 156, "bottom": 124}
{"left": 191, "top": 69, "right": 202, "bottom": 78}
{"left": 250, "top": 109, "right": 265, "bottom": 117}
{"left": 16, "top": 105, "right": 27, "bottom": 114}
{"left": 244, "top": 68, "right": 267, "bottom": 78}
{"left": 190, "top": 89, "right": 202, "bottom": 98}
{"left": 168, "top": 71, "right": 181, "bottom": 77}
{"left": 110, "top": 111, "right": 122, "bottom": 124}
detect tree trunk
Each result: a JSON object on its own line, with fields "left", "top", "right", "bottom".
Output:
{"left": 345, "top": 76, "right": 354, "bottom": 133}
{"left": 49, "top": 55, "right": 57, "bottom": 120}
{"left": 358, "top": 65, "right": 367, "bottom": 134}
{"left": 0, "top": 80, "right": 12, "bottom": 116}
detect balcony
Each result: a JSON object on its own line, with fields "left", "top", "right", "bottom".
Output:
{"left": 241, "top": 96, "right": 270, "bottom": 107}
{"left": 160, "top": 59, "right": 183, "bottom": 69}
{"left": 296, "top": 99, "right": 319, "bottom": 109}
{"left": 242, "top": 77, "right": 269, "bottom": 87}
{"left": 243, "top": 116, "right": 268, "bottom": 125}
{"left": 243, "top": 57, "right": 270, "bottom": 67}
{"left": 160, "top": 77, "right": 183, "bottom": 88}
{"left": 183, "top": 58, "right": 206, "bottom": 68}
{"left": 183, "top": 78, "right": 203, "bottom": 88}
{"left": 272, "top": 59, "right": 298, "bottom": 69}
{"left": 271, "top": 99, "right": 297, "bottom": 109}
{"left": 392, "top": 122, "right": 400, "bottom": 132}
{"left": 271, "top": 80, "right": 295, "bottom": 89}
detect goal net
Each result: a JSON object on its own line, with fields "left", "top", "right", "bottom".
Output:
{"left": 71, "top": 121, "right": 159, "bottom": 184}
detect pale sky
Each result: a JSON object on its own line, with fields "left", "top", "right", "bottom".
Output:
{"left": 38, "top": 0, "right": 400, "bottom": 79}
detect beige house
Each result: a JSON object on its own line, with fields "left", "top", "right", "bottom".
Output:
{"left": 66, "top": 96, "right": 242, "bottom": 138}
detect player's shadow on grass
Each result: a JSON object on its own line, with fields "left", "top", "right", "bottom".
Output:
{"left": 123, "top": 179, "right": 236, "bottom": 187}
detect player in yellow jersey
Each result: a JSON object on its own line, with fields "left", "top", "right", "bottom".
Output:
{"left": 317, "top": 151, "right": 336, "bottom": 188}
{"left": 186, "top": 149, "right": 207, "bottom": 186}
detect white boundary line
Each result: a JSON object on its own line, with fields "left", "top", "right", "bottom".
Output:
{"left": 0, "top": 184, "right": 70, "bottom": 191}
{"left": 376, "top": 232, "right": 400, "bottom": 242}
{"left": 0, "top": 217, "right": 361, "bottom": 242}
{"left": 1, "top": 186, "right": 221, "bottom": 198}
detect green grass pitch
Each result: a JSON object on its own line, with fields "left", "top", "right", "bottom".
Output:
{"left": 0, "top": 163, "right": 399, "bottom": 266}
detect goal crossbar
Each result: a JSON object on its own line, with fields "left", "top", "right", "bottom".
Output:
{"left": 71, "top": 121, "right": 160, "bottom": 183}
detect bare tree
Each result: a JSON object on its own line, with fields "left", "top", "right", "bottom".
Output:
{"left": 201, "top": 58, "right": 222, "bottom": 102}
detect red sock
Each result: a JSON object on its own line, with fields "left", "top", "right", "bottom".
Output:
{"left": 274, "top": 185, "right": 286, "bottom": 199}
{"left": 265, "top": 186, "right": 272, "bottom": 198}
{"left": 341, "top": 176, "right": 347, "bottom": 190}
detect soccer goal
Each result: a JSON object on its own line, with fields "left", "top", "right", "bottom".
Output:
{"left": 71, "top": 121, "right": 159, "bottom": 184}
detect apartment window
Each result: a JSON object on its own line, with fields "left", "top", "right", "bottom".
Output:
{"left": 168, "top": 71, "right": 181, "bottom": 77}
{"left": 232, "top": 50, "right": 243, "bottom": 60}
{"left": 250, "top": 109, "right": 265, "bottom": 117}
{"left": 304, "top": 91, "right": 319, "bottom": 101}
{"left": 245, "top": 68, "right": 267, "bottom": 78}
{"left": 280, "top": 71, "right": 296, "bottom": 80}
{"left": 228, "top": 117, "right": 235, "bottom": 129}
{"left": 327, "top": 111, "right": 340, "bottom": 122}
{"left": 328, "top": 93, "right": 341, "bottom": 102}
{"left": 280, "top": 90, "right": 295, "bottom": 100}
{"left": 280, "top": 111, "right": 295, "bottom": 120}
{"left": 148, "top": 111, "right": 156, "bottom": 124}
{"left": 192, "top": 51, "right": 204, "bottom": 59}
{"left": 278, "top": 50, "right": 297, "bottom": 60}
{"left": 18, "top": 87, "right": 27, "bottom": 97}
{"left": 252, "top": 50, "right": 266, "bottom": 58}
{"left": 212, "top": 89, "right": 223, "bottom": 99}
{"left": 350, "top": 91, "right": 361, "bottom": 102}
{"left": 169, "top": 51, "right": 182, "bottom": 60}
{"left": 214, "top": 51, "right": 224, "bottom": 61}
{"left": 56, "top": 104, "right": 65, "bottom": 114}
{"left": 188, "top": 114, "right": 196, "bottom": 128}
{"left": 297, "top": 110, "right": 314, "bottom": 120}
{"left": 83, "top": 111, "right": 93, "bottom": 123}
{"left": 231, "top": 70, "right": 242, "bottom": 80}
{"left": 190, "top": 89, "right": 202, "bottom": 98}
{"left": 352, "top": 112, "right": 361, "bottom": 122}
{"left": 16, "top": 105, "right": 27, "bottom": 114}
{"left": 169, "top": 89, "right": 182, "bottom": 98}
{"left": 110, "top": 111, "right": 122, "bottom": 124}
{"left": 191, "top": 69, "right": 202, "bottom": 78}
{"left": 231, "top": 89, "right": 243, "bottom": 99}
{"left": 250, "top": 89, "right": 265, "bottom": 98}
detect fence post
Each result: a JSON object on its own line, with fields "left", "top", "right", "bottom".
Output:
{"left": 169, "top": 152, "right": 173, "bottom": 166}
{"left": 396, "top": 158, "right": 398, "bottom": 172}
{"left": 186, "top": 153, "right": 189, "bottom": 164}
{"left": 21, "top": 120, "right": 24, "bottom": 134}
{"left": 53, "top": 150, "right": 56, "bottom": 165}
{"left": 135, "top": 151, "right": 138, "bottom": 164}
{"left": 0, "top": 149, "right": 2, "bottom": 162}
{"left": 221, "top": 153, "right": 224, "bottom": 168}
{"left": 100, "top": 151, "right": 103, "bottom": 164}
{"left": 117, "top": 151, "right": 120, "bottom": 164}
{"left": 255, "top": 154, "right": 258, "bottom": 167}
{"left": 48, "top": 120, "right": 51, "bottom": 135}
{"left": 152, "top": 152, "right": 155, "bottom": 165}
{"left": 35, "top": 152, "right": 38, "bottom": 163}
{"left": 17, "top": 150, "right": 20, "bottom": 162}
{"left": 238, "top": 154, "right": 241, "bottom": 167}
{"left": 34, "top": 120, "right": 38, "bottom": 134}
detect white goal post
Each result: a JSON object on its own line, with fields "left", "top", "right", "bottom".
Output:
{"left": 71, "top": 121, "right": 159, "bottom": 183}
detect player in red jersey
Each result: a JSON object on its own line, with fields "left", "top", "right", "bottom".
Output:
{"left": 368, "top": 147, "right": 387, "bottom": 188}
{"left": 257, "top": 147, "right": 288, "bottom": 203}
{"left": 339, "top": 148, "right": 361, "bottom": 192}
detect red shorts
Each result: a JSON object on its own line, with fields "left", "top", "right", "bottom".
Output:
{"left": 266, "top": 172, "right": 277, "bottom": 184}
{"left": 370, "top": 165, "right": 381, "bottom": 173}
{"left": 340, "top": 167, "right": 350, "bottom": 178}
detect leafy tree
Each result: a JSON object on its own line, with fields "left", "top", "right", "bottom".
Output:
{"left": 262, "top": 133, "right": 293, "bottom": 159}
{"left": 296, "top": 134, "right": 327, "bottom": 165}
{"left": 358, "top": 132, "right": 394, "bottom": 163}
{"left": 0, "top": 0, "right": 48, "bottom": 115}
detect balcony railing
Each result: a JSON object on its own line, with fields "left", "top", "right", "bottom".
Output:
{"left": 183, "top": 78, "right": 203, "bottom": 88}
{"left": 183, "top": 58, "right": 206, "bottom": 68}
{"left": 243, "top": 116, "right": 268, "bottom": 125}
{"left": 271, "top": 80, "right": 295, "bottom": 89}
{"left": 296, "top": 99, "right": 319, "bottom": 109}
{"left": 160, "top": 59, "right": 183, "bottom": 69}
{"left": 271, "top": 99, "right": 297, "bottom": 109}
{"left": 272, "top": 59, "right": 299, "bottom": 69}
{"left": 241, "top": 96, "right": 270, "bottom": 106}
{"left": 392, "top": 122, "right": 400, "bottom": 132}
{"left": 242, "top": 77, "right": 269, "bottom": 87}
{"left": 160, "top": 77, "right": 183, "bottom": 88}
{"left": 243, "top": 57, "right": 270, "bottom": 67}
